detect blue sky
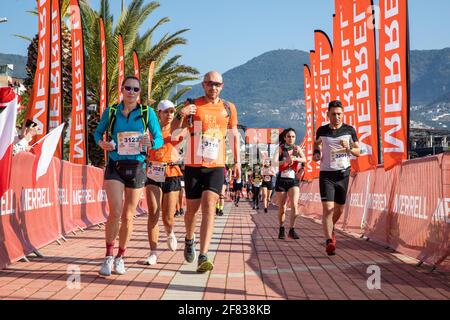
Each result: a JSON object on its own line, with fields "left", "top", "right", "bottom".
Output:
{"left": 1, "top": 0, "right": 450, "bottom": 78}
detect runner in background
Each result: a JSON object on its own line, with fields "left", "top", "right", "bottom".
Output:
{"left": 314, "top": 100, "right": 360, "bottom": 256}
{"left": 261, "top": 159, "right": 276, "bottom": 213}
{"left": 273, "top": 128, "right": 306, "bottom": 240}
{"left": 144, "top": 100, "right": 184, "bottom": 265}
{"left": 175, "top": 162, "right": 186, "bottom": 218}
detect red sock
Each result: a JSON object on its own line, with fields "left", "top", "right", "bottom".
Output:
{"left": 117, "top": 247, "right": 126, "bottom": 258}
{"left": 106, "top": 242, "right": 114, "bottom": 257}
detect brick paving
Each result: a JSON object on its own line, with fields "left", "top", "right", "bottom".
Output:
{"left": 1, "top": 201, "right": 449, "bottom": 300}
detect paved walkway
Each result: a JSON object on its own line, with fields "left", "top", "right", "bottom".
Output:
{"left": 0, "top": 201, "right": 449, "bottom": 300}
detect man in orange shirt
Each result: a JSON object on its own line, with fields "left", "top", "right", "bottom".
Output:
{"left": 172, "top": 71, "right": 241, "bottom": 272}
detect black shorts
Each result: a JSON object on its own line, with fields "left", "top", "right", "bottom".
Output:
{"left": 261, "top": 180, "right": 274, "bottom": 190}
{"left": 234, "top": 183, "right": 243, "bottom": 191}
{"left": 146, "top": 176, "right": 182, "bottom": 194}
{"left": 184, "top": 166, "right": 225, "bottom": 199}
{"left": 275, "top": 177, "right": 300, "bottom": 192}
{"left": 104, "top": 160, "right": 147, "bottom": 189}
{"left": 319, "top": 169, "right": 350, "bottom": 205}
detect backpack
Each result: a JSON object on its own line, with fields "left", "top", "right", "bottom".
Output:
{"left": 108, "top": 103, "right": 149, "bottom": 139}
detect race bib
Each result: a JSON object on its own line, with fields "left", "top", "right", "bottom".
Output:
{"left": 281, "top": 169, "right": 295, "bottom": 179}
{"left": 331, "top": 149, "right": 350, "bottom": 170}
{"left": 117, "top": 131, "right": 142, "bottom": 155}
{"left": 147, "top": 162, "right": 166, "bottom": 182}
{"left": 264, "top": 175, "right": 272, "bottom": 182}
{"left": 197, "top": 134, "right": 220, "bottom": 160}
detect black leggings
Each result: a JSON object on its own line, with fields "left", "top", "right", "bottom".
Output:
{"left": 252, "top": 186, "right": 261, "bottom": 207}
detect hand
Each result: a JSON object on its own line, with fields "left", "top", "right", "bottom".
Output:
{"left": 141, "top": 134, "right": 153, "bottom": 149}
{"left": 181, "top": 104, "right": 197, "bottom": 118}
{"left": 99, "top": 140, "right": 115, "bottom": 151}
{"left": 341, "top": 139, "right": 350, "bottom": 151}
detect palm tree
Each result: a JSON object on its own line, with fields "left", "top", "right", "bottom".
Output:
{"left": 24, "top": 0, "right": 199, "bottom": 166}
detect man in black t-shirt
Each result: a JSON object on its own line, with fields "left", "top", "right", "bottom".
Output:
{"left": 314, "top": 100, "right": 361, "bottom": 256}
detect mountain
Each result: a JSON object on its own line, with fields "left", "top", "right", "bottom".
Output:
{"left": 183, "top": 48, "right": 450, "bottom": 136}
{"left": 0, "top": 53, "right": 27, "bottom": 79}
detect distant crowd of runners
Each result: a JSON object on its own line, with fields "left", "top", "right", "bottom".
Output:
{"left": 94, "top": 71, "right": 360, "bottom": 277}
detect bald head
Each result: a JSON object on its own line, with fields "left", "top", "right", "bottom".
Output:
{"left": 203, "top": 71, "right": 223, "bottom": 83}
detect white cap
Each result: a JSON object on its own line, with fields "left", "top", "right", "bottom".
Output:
{"left": 157, "top": 100, "right": 175, "bottom": 112}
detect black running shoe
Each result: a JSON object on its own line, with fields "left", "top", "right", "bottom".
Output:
{"left": 179, "top": 208, "right": 184, "bottom": 216}
{"left": 264, "top": 208, "right": 268, "bottom": 213}
{"left": 288, "top": 228, "right": 299, "bottom": 239}
{"left": 278, "top": 226, "right": 285, "bottom": 240}
{"left": 174, "top": 210, "right": 180, "bottom": 217}
{"left": 184, "top": 237, "right": 196, "bottom": 263}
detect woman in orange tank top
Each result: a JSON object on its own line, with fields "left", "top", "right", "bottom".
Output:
{"left": 144, "top": 100, "right": 185, "bottom": 265}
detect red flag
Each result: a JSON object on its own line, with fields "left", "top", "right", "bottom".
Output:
{"left": 314, "top": 30, "right": 333, "bottom": 128}
{"left": 303, "top": 65, "right": 315, "bottom": 181}
{"left": 334, "top": 0, "right": 356, "bottom": 128}
{"left": 69, "top": 0, "right": 88, "bottom": 164}
{"left": 27, "top": 0, "right": 51, "bottom": 144}
{"left": 379, "top": 0, "right": 410, "bottom": 170}
{"left": 309, "top": 51, "right": 321, "bottom": 178}
{"left": 352, "top": 0, "right": 380, "bottom": 171}
{"left": 133, "top": 50, "right": 141, "bottom": 103}
{"left": 118, "top": 34, "right": 124, "bottom": 103}
{"left": 99, "top": 17, "right": 107, "bottom": 117}
{"left": 0, "top": 88, "right": 18, "bottom": 198}
{"left": 49, "top": 0, "right": 63, "bottom": 159}
{"left": 332, "top": 14, "right": 340, "bottom": 102}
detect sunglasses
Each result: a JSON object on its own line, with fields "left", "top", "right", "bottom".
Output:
{"left": 203, "top": 81, "right": 223, "bottom": 87}
{"left": 123, "top": 86, "right": 140, "bottom": 93}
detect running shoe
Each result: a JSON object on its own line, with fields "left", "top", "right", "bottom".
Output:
{"left": 326, "top": 239, "right": 336, "bottom": 256}
{"left": 184, "top": 236, "right": 196, "bottom": 263}
{"left": 98, "top": 256, "right": 114, "bottom": 276}
{"left": 167, "top": 232, "right": 178, "bottom": 251}
{"left": 179, "top": 208, "right": 185, "bottom": 217}
{"left": 278, "top": 226, "right": 285, "bottom": 240}
{"left": 144, "top": 252, "right": 157, "bottom": 265}
{"left": 217, "top": 209, "right": 224, "bottom": 216}
{"left": 174, "top": 210, "right": 180, "bottom": 217}
{"left": 113, "top": 257, "right": 126, "bottom": 275}
{"left": 264, "top": 208, "right": 268, "bottom": 213}
{"left": 288, "top": 228, "right": 300, "bottom": 239}
{"left": 196, "top": 254, "right": 214, "bottom": 273}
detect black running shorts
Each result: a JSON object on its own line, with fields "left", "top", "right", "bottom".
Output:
{"left": 184, "top": 166, "right": 225, "bottom": 199}
{"left": 234, "top": 182, "right": 243, "bottom": 191}
{"left": 261, "top": 181, "right": 274, "bottom": 190}
{"left": 146, "top": 176, "right": 182, "bottom": 194}
{"left": 319, "top": 169, "right": 350, "bottom": 205}
{"left": 275, "top": 177, "right": 300, "bottom": 192}
{"left": 104, "top": 160, "right": 147, "bottom": 189}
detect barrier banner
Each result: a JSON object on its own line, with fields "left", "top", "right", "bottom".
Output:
{"left": 27, "top": 0, "right": 51, "bottom": 143}
{"left": 49, "top": 0, "right": 63, "bottom": 159}
{"left": 379, "top": 0, "right": 410, "bottom": 171}
{"left": 299, "top": 153, "right": 450, "bottom": 271}
{"left": 0, "top": 153, "right": 109, "bottom": 270}
{"left": 118, "top": 34, "right": 124, "bottom": 103}
{"left": 314, "top": 30, "right": 333, "bottom": 128}
{"left": 353, "top": 0, "right": 379, "bottom": 171}
{"left": 69, "top": 0, "right": 88, "bottom": 164}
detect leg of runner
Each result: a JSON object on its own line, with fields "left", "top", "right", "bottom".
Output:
{"left": 100, "top": 180, "right": 125, "bottom": 276}
{"left": 332, "top": 203, "right": 344, "bottom": 244}
{"left": 261, "top": 187, "right": 268, "bottom": 212}
{"left": 145, "top": 185, "right": 162, "bottom": 265}
{"left": 115, "top": 187, "right": 143, "bottom": 274}
{"left": 162, "top": 190, "right": 179, "bottom": 251}
{"left": 287, "top": 186, "right": 300, "bottom": 239}
{"left": 322, "top": 201, "right": 336, "bottom": 255}
{"left": 277, "top": 192, "right": 288, "bottom": 239}
{"left": 197, "top": 190, "right": 219, "bottom": 272}
{"left": 184, "top": 198, "right": 201, "bottom": 263}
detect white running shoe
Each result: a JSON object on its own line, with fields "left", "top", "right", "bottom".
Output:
{"left": 113, "top": 257, "right": 126, "bottom": 275}
{"left": 99, "top": 256, "right": 114, "bottom": 276}
{"left": 167, "top": 232, "right": 178, "bottom": 251}
{"left": 144, "top": 252, "right": 158, "bottom": 265}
